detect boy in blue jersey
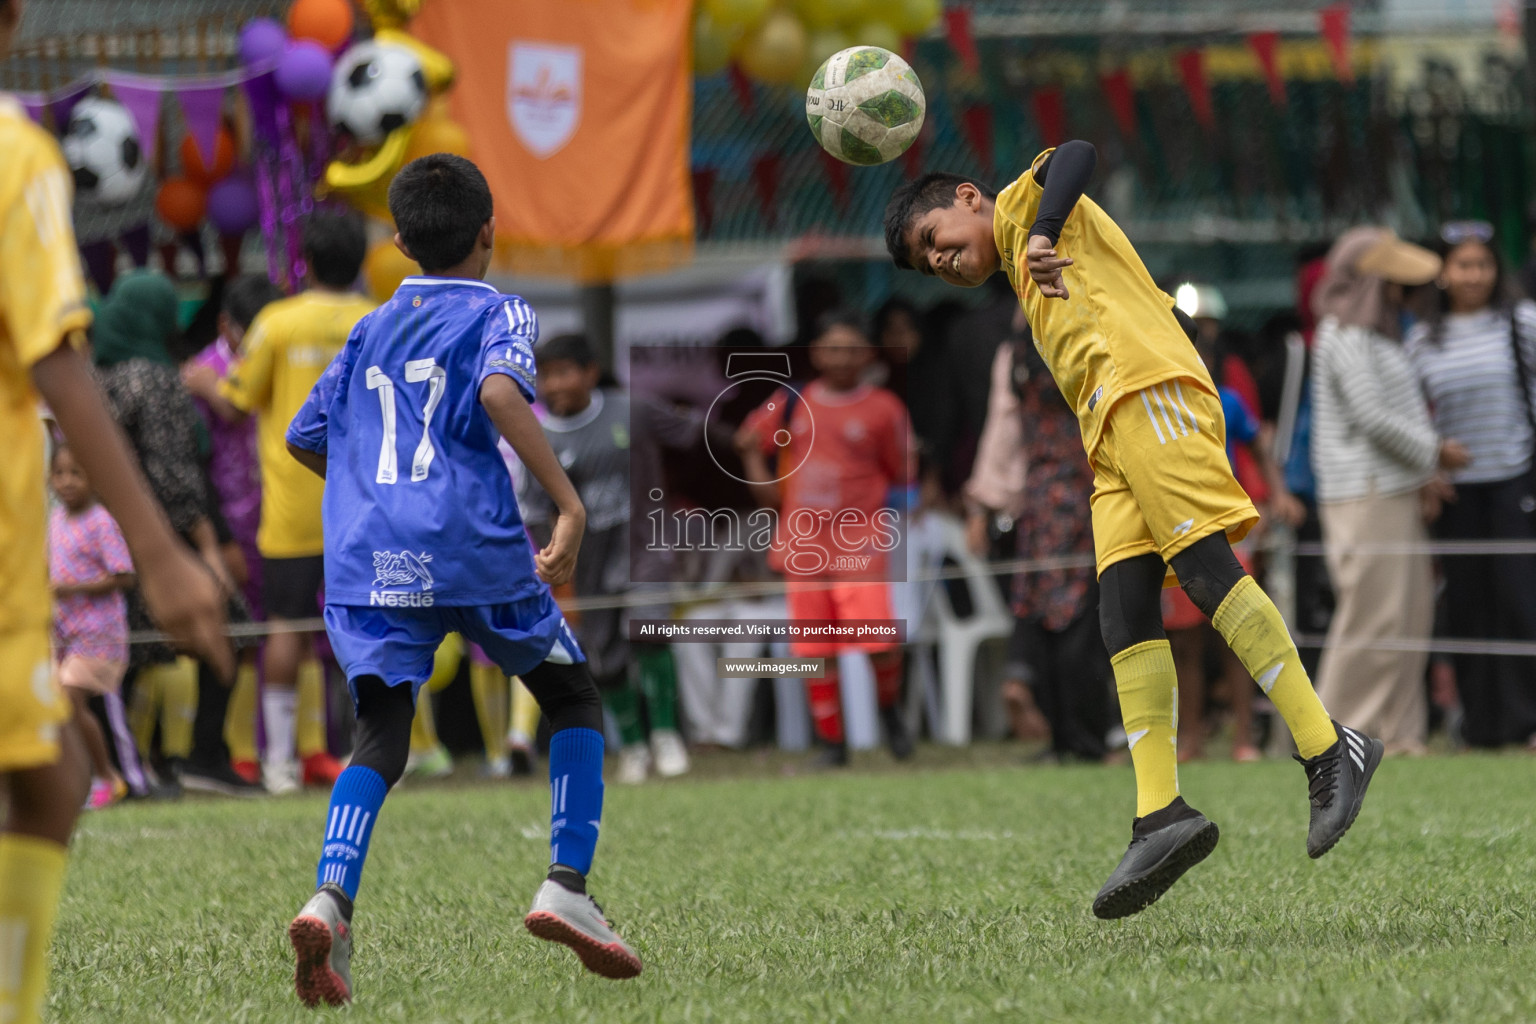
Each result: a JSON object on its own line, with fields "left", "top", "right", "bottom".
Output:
{"left": 282, "top": 154, "right": 640, "bottom": 1007}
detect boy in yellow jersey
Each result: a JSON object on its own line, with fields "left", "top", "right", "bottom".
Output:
{"left": 186, "top": 214, "right": 372, "bottom": 794}
{"left": 0, "top": 2, "right": 233, "bottom": 1019}
{"left": 885, "top": 141, "right": 1384, "bottom": 919}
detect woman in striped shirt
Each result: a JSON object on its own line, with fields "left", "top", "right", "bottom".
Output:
{"left": 1311, "top": 227, "right": 1467, "bottom": 756}
{"left": 1405, "top": 221, "right": 1536, "bottom": 750}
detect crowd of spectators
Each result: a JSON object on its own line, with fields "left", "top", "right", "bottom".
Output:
{"left": 54, "top": 212, "right": 1536, "bottom": 806}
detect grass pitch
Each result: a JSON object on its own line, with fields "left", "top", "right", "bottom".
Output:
{"left": 53, "top": 749, "right": 1536, "bottom": 1023}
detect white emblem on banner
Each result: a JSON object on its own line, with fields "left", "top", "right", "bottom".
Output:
{"left": 507, "top": 42, "right": 582, "bottom": 159}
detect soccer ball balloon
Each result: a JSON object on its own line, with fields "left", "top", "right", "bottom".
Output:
{"left": 61, "top": 97, "right": 147, "bottom": 206}
{"left": 805, "top": 45, "right": 925, "bottom": 166}
{"left": 327, "top": 41, "right": 428, "bottom": 146}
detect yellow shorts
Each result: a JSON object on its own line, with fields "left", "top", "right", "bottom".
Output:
{"left": 1089, "top": 377, "right": 1258, "bottom": 582}
{"left": 0, "top": 628, "right": 68, "bottom": 772}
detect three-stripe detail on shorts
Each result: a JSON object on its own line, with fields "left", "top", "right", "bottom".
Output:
{"left": 1138, "top": 382, "right": 1200, "bottom": 444}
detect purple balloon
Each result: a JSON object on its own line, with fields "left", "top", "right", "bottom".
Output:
{"left": 238, "top": 18, "right": 287, "bottom": 68}
{"left": 274, "top": 40, "right": 332, "bottom": 101}
{"left": 208, "top": 174, "right": 260, "bottom": 236}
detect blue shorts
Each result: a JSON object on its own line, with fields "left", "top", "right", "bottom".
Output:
{"left": 323, "top": 589, "right": 584, "bottom": 703}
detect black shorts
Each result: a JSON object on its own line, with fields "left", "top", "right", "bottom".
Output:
{"left": 263, "top": 555, "right": 324, "bottom": 620}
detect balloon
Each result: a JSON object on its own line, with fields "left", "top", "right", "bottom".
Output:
{"left": 889, "top": 0, "right": 941, "bottom": 37}
{"left": 738, "top": 10, "right": 807, "bottom": 86}
{"left": 703, "top": 0, "right": 770, "bottom": 31}
{"left": 853, "top": 20, "right": 902, "bottom": 56}
{"left": 802, "top": 27, "right": 849, "bottom": 79}
{"left": 403, "top": 114, "right": 471, "bottom": 163}
{"left": 374, "top": 28, "right": 456, "bottom": 94}
{"left": 238, "top": 18, "right": 287, "bottom": 67}
{"left": 274, "top": 40, "right": 333, "bottom": 101}
{"left": 694, "top": 10, "right": 741, "bottom": 77}
{"left": 793, "top": 0, "right": 863, "bottom": 31}
{"left": 425, "top": 632, "right": 463, "bottom": 693}
{"left": 324, "top": 128, "right": 410, "bottom": 220}
{"left": 287, "top": 0, "right": 354, "bottom": 50}
{"left": 207, "top": 175, "right": 259, "bottom": 235}
{"left": 179, "top": 129, "right": 236, "bottom": 186}
{"left": 155, "top": 178, "right": 207, "bottom": 233}
{"left": 364, "top": 238, "right": 418, "bottom": 302}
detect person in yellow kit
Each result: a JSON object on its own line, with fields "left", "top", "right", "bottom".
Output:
{"left": 0, "top": 2, "right": 233, "bottom": 1019}
{"left": 884, "top": 141, "right": 1385, "bottom": 919}
{"left": 185, "top": 213, "right": 372, "bottom": 794}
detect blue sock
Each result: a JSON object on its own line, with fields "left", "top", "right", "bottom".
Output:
{"left": 316, "top": 766, "right": 388, "bottom": 901}
{"left": 548, "top": 727, "right": 604, "bottom": 875}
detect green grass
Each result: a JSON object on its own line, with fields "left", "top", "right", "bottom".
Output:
{"left": 53, "top": 749, "right": 1536, "bottom": 1023}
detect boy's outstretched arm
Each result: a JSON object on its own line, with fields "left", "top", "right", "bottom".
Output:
{"left": 1025, "top": 139, "right": 1097, "bottom": 300}
{"left": 34, "top": 343, "right": 235, "bottom": 682}
{"left": 480, "top": 373, "right": 586, "bottom": 586}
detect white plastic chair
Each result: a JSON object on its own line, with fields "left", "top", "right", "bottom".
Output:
{"left": 921, "top": 513, "right": 1016, "bottom": 745}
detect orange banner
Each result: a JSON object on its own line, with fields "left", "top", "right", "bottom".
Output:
{"left": 412, "top": 0, "right": 694, "bottom": 282}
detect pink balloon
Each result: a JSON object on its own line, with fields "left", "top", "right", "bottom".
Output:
{"left": 274, "top": 40, "right": 332, "bottom": 101}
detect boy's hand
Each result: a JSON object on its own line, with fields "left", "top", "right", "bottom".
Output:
{"left": 1026, "top": 234, "right": 1073, "bottom": 299}
{"left": 534, "top": 506, "right": 585, "bottom": 587}
{"left": 139, "top": 545, "right": 236, "bottom": 684}
{"left": 180, "top": 362, "right": 220, "bottom": 399}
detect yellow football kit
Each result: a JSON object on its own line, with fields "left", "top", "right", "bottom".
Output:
{"left": 221, "top": 291, "right": 374, "bottom": 558}
{"left": 0, "top": 98, "right": 90, "bottom": 770}
{"left": 994, "top": 149, "right": 1256, "bottom": 576}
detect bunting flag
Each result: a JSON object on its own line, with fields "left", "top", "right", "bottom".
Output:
{"left": 944, "top": 6, "right": 980, "bottom": 75}
{"left": 1100, "top": 68, "right": 1137, "bottom": 140}
{"left": 901, "top": 119, "right": 926, "bottom": 179}
{"left": 727, "top": 63, "right": 756, "bottom": 115}
{"left": 1247, "top": 31, "right": 1286, "bottom": 107}
{"left": 176, "top": 85, "right": 227, "bottom": 167}
{"left": 961, "top": 101, "right": 993, "bottom": 170}
{"left": 751, "top": 153, "right": 781, "bottom": 223}
{"left": 819, "top": 149, "right": 850, "bottom": 212}
{"left": 691, "top": 167, "right": 716, "bottom": 237}
{"left": 111, "top": 83, "right": 164, "bottom": 166}
{"left": 1031, "top": 87, "right": 1065, "bottom": 149}
{"left": 1320, "top": 4, "right": 1354, "bottom": 85}
{"left": 1175, "top": 49, "right": 1215, "bottom": 129}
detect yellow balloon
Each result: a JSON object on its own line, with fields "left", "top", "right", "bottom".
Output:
{"left": 403, "top": 115, "right": 471, "bottom": 162}
{"left": 738, "top": 10, "right": 807, "bottom": 86}
{"left": 703, "top": 0, "right": 770, "bottom": 31}
{"left": 374, "top": 27, "right": 456, "bottom": 93}
{"left": 694, "top": 9, "right": 740, "bottom": 76}
{"left": 364, "top": 238, "right": 419, "bottom": 301}
{"left": 425, "top": 633, "right": 464, "bottom": 694}
{"left": 801, "top": 28, "right": 849, "bottom": 86}
{"left": 792, "top": 0, "right": 861, "bottom": 31}
{"left": 853, "top": 20, "right": 902, "bottom": 56}
{"left": 889, "top": 0, "right": 940, "bottom": 37}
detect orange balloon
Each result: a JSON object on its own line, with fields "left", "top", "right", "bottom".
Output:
{"left": 179, "top": 129, "right": 236, "bottom": 186}
{"left": 155, "top": 179, "right": 208, "bottom": 232}
{"left": 287, "top": 0, "right": 354, "bottom": 50}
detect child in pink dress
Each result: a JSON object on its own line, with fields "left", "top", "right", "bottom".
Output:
{"left": 49, "top": 444, "right": 136, "bottom": 808}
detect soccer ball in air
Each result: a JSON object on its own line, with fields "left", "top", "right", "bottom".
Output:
{"left": 327, "top": 41, "right": 428, "bottom": 146}
{"left": 61, "top": 97, "right": 147, "bottom": 206}
{"left": 805, "top": 46, "right": 925, "bottom": 166}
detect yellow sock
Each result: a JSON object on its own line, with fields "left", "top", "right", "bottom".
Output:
{"left": 224, "top": 660, "right": 259, "bottom": 764}
{"left": 128, "top": 668, "right": 162, "bottom": 758}
{"left": 155, "top": 657, "right": 198, "bottom": 759}
{"left": 470, "top": 663, "right": 509, "bottom": 760}
{"left": 410, "top": 695, "right": 440, "bottom": 756}
{"left": 1112, "top": 640, "right": 1181, "bottom": 817}
{"left": 0, "top": 834, "right": 69, "bottom": 1024}
{"left": 295, "top": 660, "right": 328, "bottom": 758}
{"left": 510, "top": 676, "right": 540, "bottom": 743}
{"left": 1212, "top": 576, "right": 1338, "bottom": 758}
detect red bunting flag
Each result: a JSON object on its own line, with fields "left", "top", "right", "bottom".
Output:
{"left": 1099, "top": 68, "right": 1137, "bottom": 140}
{"left": 692, "top": 167, "right": 716, "bottom": 237}
{"left": 751, "top": 153, "right": 781, "bottom": 223}
{"left": 960, "top": 102, "right": 993, "bottom": 171}
{"left": 1319, "top": 4, "right": 1354, "bottom": 85}
{"left": 728, "top": 63, "right": 756, "bottom": 114}
{"left": 1031, "top": 87, "right": 1065, "bottom": 149}
{"left": 1247, "top": 31, "right": 1286, "bottom": 107}
{"left": 1175, "top": 49, "right": 1215, "bottom": 129}
{"left": 901, "top": 120, "right": 926, "bottom": 179}
{"left": 944, "top": 6, "right": 980, "bottom": 75}
{"left": 819, "top": 150, "right": 850, "bottom": 211}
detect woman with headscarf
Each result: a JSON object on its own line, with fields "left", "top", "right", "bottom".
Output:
{"left": 1310, "top": 228, "right": 1468, "bottom": 755}
{"left": 93, "top": 271, "right": 251, "bottom": 794}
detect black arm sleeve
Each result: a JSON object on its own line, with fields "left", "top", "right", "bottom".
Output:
{"left": 1026, "top": 139, "right": 1097, "bottom": 245}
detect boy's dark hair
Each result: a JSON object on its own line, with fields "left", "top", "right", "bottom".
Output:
{"left": 223, "top": 274, "right": 284, "bottom": 331}
{"left": 388, "top": 154, "right": 494, "bottom": 273}
{"left": 813, "top": 308, "right": 869, "bottom": 342}
{"left": 883, "top": 173, "right": 997, "bottom": 271}
{"left": 302, "top": 212, "right": 367, "bottom": 289}
{"left": 536, "top": 333, "right": 597, "bottom": 369}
